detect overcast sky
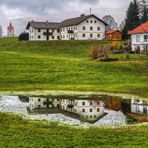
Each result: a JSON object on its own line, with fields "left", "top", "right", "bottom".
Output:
{"left": 0, "top": 0, "right": 132, "bottom": 36}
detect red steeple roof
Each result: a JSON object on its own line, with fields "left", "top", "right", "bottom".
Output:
{"left": 7, "top": 22, "right": 14, "bottom": 32}
{"left": 128, "top": 22, "right": 148, "bottom": 35}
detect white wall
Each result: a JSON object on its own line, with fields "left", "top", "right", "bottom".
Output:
{"left": 131, "top": 33, "right": 148, "bottom": 51}
{"left": 29, "top": 27, "right": 60, "bottom": 41}
{"left": 77, "top": 16, "right": 105, "bottom": 40}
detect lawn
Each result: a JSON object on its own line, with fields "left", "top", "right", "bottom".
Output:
{"left": 0, "top": 38, "right": 148, "bottom": 98}
{"left": 0, "top": 112, "right": 148, "bottom": 148}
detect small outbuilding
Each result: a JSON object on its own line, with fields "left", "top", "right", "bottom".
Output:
{"left": 105, "top": 29, "right": 122, "bottom": 41}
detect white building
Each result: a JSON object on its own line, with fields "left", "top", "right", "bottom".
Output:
{"left": 26, "top": 14, "right": 107, "bottom": 41}
{"left": 128, "top": 22, "right": 148, "bottom": 52}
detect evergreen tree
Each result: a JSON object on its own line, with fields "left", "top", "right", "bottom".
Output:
{"left": 122, "top": 0, "right": 140, "bottom": 39}
{"left": 18, "top": 32, "right": 29, "bottom": 41}
{"left": 138, "top": 0, "right": 148, "bottom": 23}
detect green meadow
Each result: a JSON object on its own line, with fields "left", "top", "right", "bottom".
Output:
{"left": 0, "top": 112, "right": 148, "bottom": 148}
{"left": 0, "top": 38, "right": 148, "bottom": 148}
{"left": 0, "top": 38, "right": 148, "bottom": 98}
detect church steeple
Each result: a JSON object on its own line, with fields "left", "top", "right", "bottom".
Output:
{"left": 7, "top": 22, "right": 14, "bottom": 37}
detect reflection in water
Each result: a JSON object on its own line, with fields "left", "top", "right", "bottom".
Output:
{"left": 29, "top": 97, "right": 105, "bottom": 122}
{"left": 0, "top": 95, "right": 147, "bottom": 126}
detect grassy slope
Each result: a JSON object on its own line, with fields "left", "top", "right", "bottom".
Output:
{"left": 0, "top": 113, "right": 148, "bottom": 148}
{"left": 0, "top": 38, "right": 148, "bottom": 98}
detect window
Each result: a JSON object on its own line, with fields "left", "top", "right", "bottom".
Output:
{"left": 90, "top": 34, "right": 93, "bottom": 38}
{"left": 90, "top": 108, "right": 93, "bottom": 112}
{"left": 97, "top": 108, "right": 100, "bottom": 112}
{"left": 90, "top": 102, "right": 93, "bottom": 105}
{"left": 86, "top": 20, "right": 89, "bottom": 23}
{"left": 82, "top": 102, "right": 85, "bottom": 105}
{"left": 82, "top": 109, "right": 85, "bottom": 112}
{"left": 90, "top": 20, "right": 93, "bottom": 23}
{"left": 82, "top": 34, "right": 85, "bottom": 38}
{"left": 144, "top": 35, "right": 148, "bottom": 42}
{"left": 136, "top": 35, "right": 140, "bottom": 42}
{"left": 57, "top": 29, "right": 60, "bottom": 33}
{"left": 94, "top": 20, "right": 97, "bottom": 23}
{"left": 38, "top": 29, "right": 41, "bottom": 32}
{"left": 38, "top": 35, "right": 41, "bottom": 39}
{"left": 98, "top": 34, "right": 100, "bottom": 38}
{"left": 82, "top": 26, "right": 86, "bottom": 30}
{"left": 57, "top": 36, "right": 60, "bottom": 40}
{"left": 90, "top": 26, "right": 93, "bottom": 30}
{"left": 52, "top": 36, "right": 54, "bottom": 39}
{"left": 38, "top": 105, "right": 41, "bottom": 108}
{"left": 38, "top": 99, "right": 41, "bottom": 102}
{"left": 97, "top": 27, "right": 100, "bottom": 31}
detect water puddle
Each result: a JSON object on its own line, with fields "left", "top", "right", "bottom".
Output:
{"left": 0, "top": 94, "right": 147, "bottom": 127}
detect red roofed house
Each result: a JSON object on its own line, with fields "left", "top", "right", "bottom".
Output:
{"left": 7, "top": 22, "right": 14, "bottom": 37}
{"left": 105, "top": 29, "right": 122, "bottom": 41}
{"left": 128, "top": 22, "right": 148, "bottom": 52}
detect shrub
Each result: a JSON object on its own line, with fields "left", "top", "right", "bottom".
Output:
{"left": 18, "top": 32, "right": 29, "bottom": 41}
{"left": 90, "top": 44, "right": 109, "bottom": 60}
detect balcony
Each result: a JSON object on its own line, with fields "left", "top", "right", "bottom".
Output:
{"left": 43, "top": 32, "right": 53, "bottom": 36}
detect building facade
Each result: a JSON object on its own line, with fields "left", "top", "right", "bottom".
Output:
{"left": 7, "top": 22, "right": 14, "bottom": 37}
{"left": 29, "top": 97, "right": 105, "bottom": 122}
{"left": 128, "top": 22, "right": 148, "bottom": 52}
{"left": 26, "top": 14, "right": 107, "bottom": 41}
{"left": 105, "top": 29, "right": 122, "bottom": 41}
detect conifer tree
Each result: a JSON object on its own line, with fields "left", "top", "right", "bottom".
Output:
{"left": 122, "top": 0, "right": 140, "bottom": 39}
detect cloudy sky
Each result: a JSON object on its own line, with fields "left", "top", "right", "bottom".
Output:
{"left": 0, "top": 0, "right": 132, "bottom": 36}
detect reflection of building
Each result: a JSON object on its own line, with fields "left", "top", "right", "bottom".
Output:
{"left": 7, "top": 22, "right": 14, "bottom": 37}
{"left": 29, "top": 97, "right": 105, "bottom": 122}
{"left": 29, "top": 97, "right": 61, "bottom": 110}
{"left": 131, "top": 99, "right": 148, "bottom": 114}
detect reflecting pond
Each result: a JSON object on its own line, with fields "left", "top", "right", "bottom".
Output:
{"left": 0, "top": 95, "right": 147, "bottom": 126}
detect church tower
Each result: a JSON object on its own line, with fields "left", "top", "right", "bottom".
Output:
{"left": 7, "top": 22, "right": 14, "bottom": 37}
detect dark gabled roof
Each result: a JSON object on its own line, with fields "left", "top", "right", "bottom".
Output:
{"left": 26, "top": 21, "right": 60, "bottom": 29}
{"left": 26, "top": 14, "right": 107, "bottom": 30}
{"left": 60, "top": 14, "right": 107, "bottom": 27}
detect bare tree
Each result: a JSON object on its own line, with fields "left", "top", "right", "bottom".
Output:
{"left": 0, "top": 25, "right": 3, "bottom": 38}
{"left": 138, "top": 0, "right": 148, "bottom": 23}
